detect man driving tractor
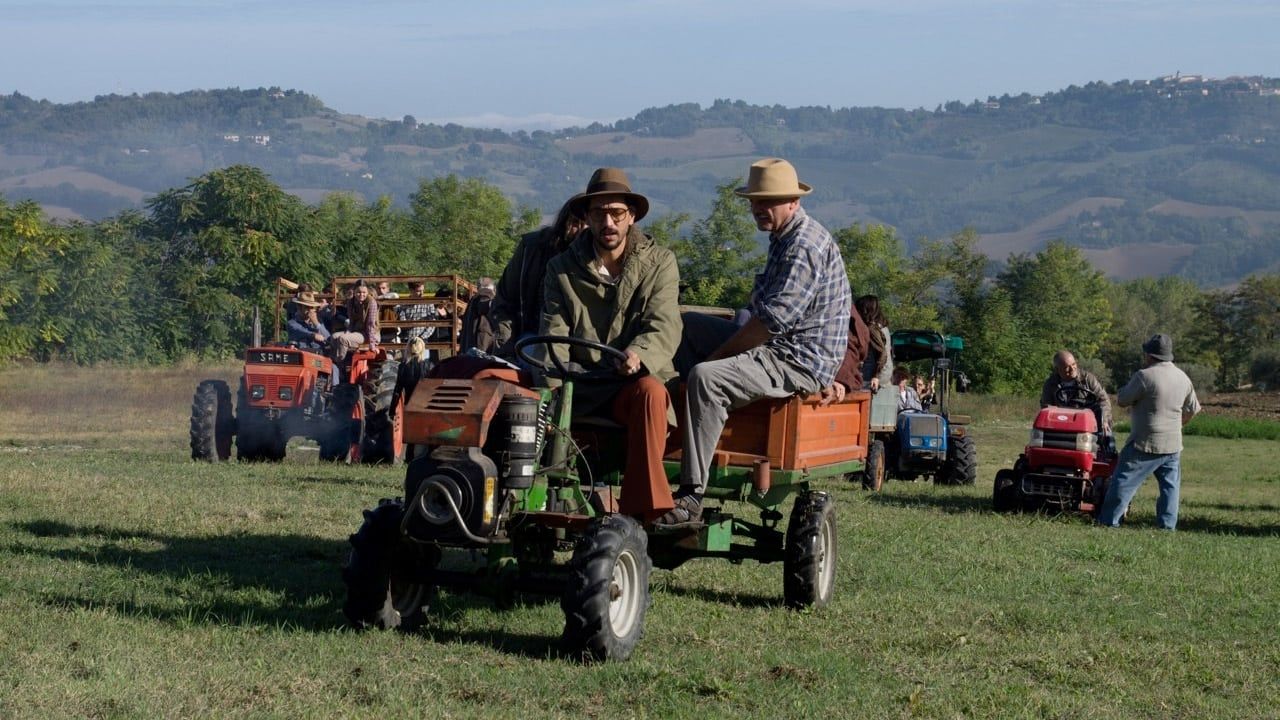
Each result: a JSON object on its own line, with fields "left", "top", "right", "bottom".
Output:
{"left": 538, "top": 168, "right": 683, "bottom": 524}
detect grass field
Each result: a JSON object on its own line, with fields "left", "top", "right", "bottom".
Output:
{"left": 2, "top": 365, "right": 1278, "bottom": 719}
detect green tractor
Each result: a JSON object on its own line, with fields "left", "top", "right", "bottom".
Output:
{"left": 341, "top": 336, "right": 873, "bottom": 661}
{"left": 866, "top": 330, "right": 976, "bottom": 487}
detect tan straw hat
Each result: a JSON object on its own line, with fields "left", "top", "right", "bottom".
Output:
{"left": 734, "top": 157, "right": 813, "bottom": 199}
{"left": 293, "top": 291, "right": 322, "bottom": 308}
{"left": 569, "top": 168, "right": 649, "bottom": 221}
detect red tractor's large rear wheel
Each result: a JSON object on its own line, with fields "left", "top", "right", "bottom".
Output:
{"left": 190, "top": 379, "right": 233, "bottom": 461}
{"left": 361, "top": 358, "right": 402, "bottom": 465}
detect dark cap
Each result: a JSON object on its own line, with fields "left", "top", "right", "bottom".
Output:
{"left": 1142, "top": 333, "right": 1173, "bottom": 362}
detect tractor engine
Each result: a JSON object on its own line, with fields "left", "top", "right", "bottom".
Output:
{"left": 401, "top": 381, "right": 545, "bottom": 544}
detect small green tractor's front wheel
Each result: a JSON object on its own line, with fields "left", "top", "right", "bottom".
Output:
{"left": 342, "top": 499, "right": 438, "bottom": 630}
{"left": 860, "top": 439, "right": 886, "bottom": 491}
{"left": 561, "top": 515, "right": 652, "bottom": 662}
{"left": 190, "top": 379, "right": 233, "bottom": 461}
{"left": 784, "top": 491, "right": 836, "bottom": 610}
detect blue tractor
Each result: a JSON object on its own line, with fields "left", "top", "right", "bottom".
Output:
{"left": 867, "top": 330, "right": 976, "bottom": 487}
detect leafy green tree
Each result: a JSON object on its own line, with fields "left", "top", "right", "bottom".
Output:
{"left": 32, "top": 215, "right": 158, "bottom": 363}
{"left": 313, "top": 193, "right": 415, "bottom": 277}
{"left": 144, "top": 165, "right": 325, "bottom": 358}
{"left": 408, "top": 175, "right": 535, "bottom": 281}
{"left": 670, "top": 180, "right": 758, "bottom": 307}
{"left": 1191, "top": 273, "right": 1280, "bottom": 389}
{"left": 0, "top": 196, "right": 67, "bottom": 361}
{"left": 1101, "top": 276, "right": 1202, "bottom": 384}
{"left": 834, "top": 222, "right": 909, "bottom": 301}
{"left": 997, "top": 240, "right": 1112, "bottom": 369}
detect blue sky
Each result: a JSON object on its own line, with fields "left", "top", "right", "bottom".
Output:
{"left": 3, "top": 0, "right": 1278, "bottom": 130}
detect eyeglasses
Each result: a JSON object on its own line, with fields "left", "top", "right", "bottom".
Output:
{"left": 587, "top": 206, "right": 631, "bottom": 223}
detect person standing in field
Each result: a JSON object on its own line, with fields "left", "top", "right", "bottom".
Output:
{"left": 1097, "top": 333, "right": 1201, "bottom": 530}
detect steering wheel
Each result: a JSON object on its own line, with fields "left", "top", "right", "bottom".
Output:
{"left": 1054, "top": 384, "right": 1100, "bottom": 410}
{"left": 515, "top": 335, "right": 631, "bottom": 382}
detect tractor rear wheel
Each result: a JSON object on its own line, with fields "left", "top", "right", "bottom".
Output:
{"left": 783, "top": 491, "right": 836, "bottom": 610}
{"left": 860, "top": 439, "right": 885, "bottom": 491}
{"left": 939, "top": 434, "right": 977, "bottom": 485}
{"left": 561, "top": 515, "right": 651, "bottom": 662}
{"left": 320, "top": 384, "right": 363, "bottom": 462}
{"left": 190, "top": 379, "right": 233, "bottom": 461}
{"left": 361, "top": 358, "right": 401, "bottom": 465}
{"left": 992, "top": 469, "right": 1021, "bottom": 512}
{"left": 342, "top": 499, "right": 439, "bottom": 630}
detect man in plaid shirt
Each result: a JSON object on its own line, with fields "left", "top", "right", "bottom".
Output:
{"left": 657, "top": 158, "right": 851, "bottom": 528}
{"left": 397, "top": 280, "right": 438, "bottom": 344}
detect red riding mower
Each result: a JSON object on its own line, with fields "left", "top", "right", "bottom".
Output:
{"left": 992, "top": 385, "right": 1116, "bottom": 515}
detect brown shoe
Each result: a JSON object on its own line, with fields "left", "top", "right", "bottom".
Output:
{"left": 652, "top": 494, "right": 702, "bottom": 530}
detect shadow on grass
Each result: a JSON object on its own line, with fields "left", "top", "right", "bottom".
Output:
{"left": 659, "top": 583, "right": 780, "bottom": 609}
{"left": 1182, "top": 500, "right": 1280, "bottom": 513}
{"left": 12, "top": 519, "right": 346, "bottom": 631}
{"left": 1164, "top": 516, "right": 1280, "bottom": 537}
{"left": 869, "top": 489, "right": 995, "bottom": 515}
{"left": 10, "top": 519, "right": 581, "bottom": 659}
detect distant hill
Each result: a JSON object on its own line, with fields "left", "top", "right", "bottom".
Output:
{"left": 4, "top": 77, "right": 1280, "bottom": 285}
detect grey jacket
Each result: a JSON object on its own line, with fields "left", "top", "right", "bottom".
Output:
{"left": 1117, "top": 361, "right": 1201, "bottom": 454}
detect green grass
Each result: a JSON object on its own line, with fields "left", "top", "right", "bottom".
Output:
{"left": 1, "top": 366, "right": 1278, "bottom": 718}
{"left": 1112, "top": 414, "right": 1280, "bottom": 441}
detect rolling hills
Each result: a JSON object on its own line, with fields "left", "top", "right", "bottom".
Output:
{"left": 3, "top": 76, "right": 1280, "bottom": 285}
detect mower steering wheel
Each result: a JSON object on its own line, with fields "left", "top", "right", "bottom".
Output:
{"left": 1054, "top": 384, "right": 1100, "bottom": 410}
{"left": 515, "top": 335, "right": 632, "bottom": 382}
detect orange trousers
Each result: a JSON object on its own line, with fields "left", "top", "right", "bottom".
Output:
{"left": 611, "top": 375, "right": 675, "bottom": 522}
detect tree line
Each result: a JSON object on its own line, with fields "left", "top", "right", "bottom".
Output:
{"left": 2, "top": 166, "right": 1277, "bottom": 393}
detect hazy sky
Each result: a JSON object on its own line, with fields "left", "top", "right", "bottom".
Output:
{"left": 4, "top": 0, "right": 1278, "bottom": 130}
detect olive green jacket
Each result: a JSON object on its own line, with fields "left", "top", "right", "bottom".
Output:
{"left": 540, "top": 225, "right": 682, "bottom": 419}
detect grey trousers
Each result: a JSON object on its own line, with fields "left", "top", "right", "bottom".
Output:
{"left": 676, "top": 313, "right": 821, "bottom": 493}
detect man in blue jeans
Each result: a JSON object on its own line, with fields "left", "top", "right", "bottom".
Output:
{"left": 1097, "top": 333, "right": 1201, "bottom": 530}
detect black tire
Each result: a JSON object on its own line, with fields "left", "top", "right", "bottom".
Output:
{"left": 860, "top": 439, "right": 885, "bottom": 491}
{"left": 190, "top": 379, "right": 233, "bottom": 461}
{"left": 993, "top": 468, "right": 1020, "bottom": 512}
{"left": 361, "top": 358, "right": 401, "bottom": 465}
{"left": 342, "top": 500, "right": 438, "bottom": 630}
{"left": 783, "top": 491, "right": 837, "bottom": 610}
{"left": 561, "top": 515, "right": 652, "bottom": 662}
{"left": 320, "top": 384, "right": 363, "bottom": 462}
{"left": 938, "top": 433, "right": 977, "bottom": 486}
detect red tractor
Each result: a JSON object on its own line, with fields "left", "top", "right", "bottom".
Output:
{"left": 992, "top": 385, "right": 1116, "bottom": 514}
{"left": 189, "top": 275, "right": 471, "bottom": 464}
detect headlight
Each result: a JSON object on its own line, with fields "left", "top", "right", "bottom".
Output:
{"left": 250, "top": 385, "right": 266, "bottom": 399}
{"left": 928, "top": 438, "right": 941, "bottom": 448}
{"left": 1028, "top": 428, "right": 1044, "bottom": 447}
{"left": 278, "top": 386, "right": 293, "bottom": 400}
{"left": 910, "top": 436, "right": 923, "bottom": 447}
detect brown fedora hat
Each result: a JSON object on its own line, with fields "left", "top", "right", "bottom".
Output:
{"left": 569, "top": 168, "right": 649, "bottom": 221}
{"left": 734, "top": 158, "right": 813, "bottom": 199}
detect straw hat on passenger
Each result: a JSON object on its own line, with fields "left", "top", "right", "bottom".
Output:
{"left": 734, "top": 158, "right": 813, "bottom": 199}
{"left": 569, "top": 168, "right": 649, "bottom": 221}
{"left": 294, "top": 291, "right": 322, "bottom": 308}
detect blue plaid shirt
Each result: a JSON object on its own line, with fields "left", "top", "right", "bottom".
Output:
{"left": 749, "top": 206, "right": 851, "bottom": 386}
